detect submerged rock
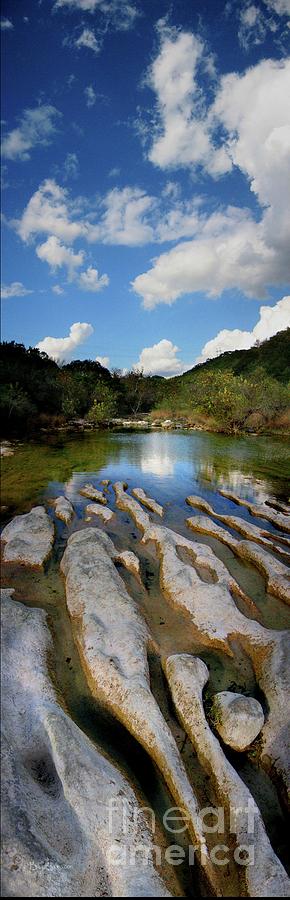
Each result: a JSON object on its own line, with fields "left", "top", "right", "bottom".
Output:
{"left": 60, "top": 527, "right": 220, "bottom": 895}
{"left": 80, "top": 483, "right": 107, "bottom": 504}
{"left": 1, "top": 590, "right": 171, "bottom": 898}
{"left": 85, "top": 502, "right": 114, "bottom": 522}
{"left": 186, "top": 514, "right": 290, "bottom": 605}
{"left": 164, "top": 654, "right": 290, "bottom": 897}
{"left": 211, "top": 691, "right": 264, "bottom": 751}
{"left": 53, "top": 496, "right": 74, "bottom": 525}
{"left": 132, "top": 488, "right": 163, "bottom": 517}
{"left": 1, "top": 506, "right": 54, "bottom": 567}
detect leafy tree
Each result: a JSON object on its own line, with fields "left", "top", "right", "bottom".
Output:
{"left": 87, "top": 382, "right": 117, "bottom": 424}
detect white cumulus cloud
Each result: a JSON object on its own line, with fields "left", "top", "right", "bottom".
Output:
{"left": 16, "top": 179, "right": 89, "bottom": 243}
{"left": 78, "top": 266, "right": 109, "bottom": 291}
{"left": 36, "top": 235, "right": 85, "bottom": 278}
{"left": 196, "top": 295, "right": 290, "bottom": 364}
{"left": 146, "top": 25, "right": 231, "bottom": 176}
{"left": 36, "top": 322, "right": 94, "bottom": 362}
{"left": 1, "top": 105, "right": 60, "bottom": 161}
{"left": 133, "top": 54, "right": 290, "bottom": 307}
{"left": 133, "top": 338, "right": 188, "bottom": 377}
{"left": 96, "top": 355, "right": 110, "bottom": 367}
{"left": 1, "top": 281, "right": 33, "bottom": 299}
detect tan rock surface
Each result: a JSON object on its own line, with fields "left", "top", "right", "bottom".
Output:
{"left": 164, "top": 654, "right": 290, "bottom": 897}
{"left": 1, "top": 506, "right": 54, "bottom": 567}
{"left": 1, "top": 588, "right": 172, "bottom": 898}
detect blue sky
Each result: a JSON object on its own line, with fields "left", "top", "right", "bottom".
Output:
{"left": 1, "top": 0, "right": 290, "bottom": 375}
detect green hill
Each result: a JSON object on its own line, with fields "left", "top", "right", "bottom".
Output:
{"left": 177, "top": 327, "right": 290, "bottom": 385}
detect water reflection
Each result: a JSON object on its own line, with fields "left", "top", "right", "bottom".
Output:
{"left": 1, "top": 429, "right": 289, "bottom": 518}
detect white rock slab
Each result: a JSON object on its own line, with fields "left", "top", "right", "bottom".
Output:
{"left": 116, "top": 550, "right": 141, "bottom": 579}
{"left": 186, "top": 515, "right": 290, "bottom": 605}
{"left": 53, "top": 496, "right": 74, "bottom": 525}
{"left": 132, "top": 488, "right": 163, "bottom": 517}
{"left": 186, "top": 495, "right": 290, "bottom": 560}
{"left": 80, "top": 483, "right": 107, "bottom": 504}
{"left": 1, "top": 506, "right": 54, "bottom": 567}
{"left": 219, "top": 490, "right": 290, "bottom": 533}
{"left": 1, "top": 590, "right": 171, "bottom": 898}
{"left": 85, "top": 502, "right": 114, "bottom": 522}
{"left": 60, "top": 527, "right": 220, "bottom": 895}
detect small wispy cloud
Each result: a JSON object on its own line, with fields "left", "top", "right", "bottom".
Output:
{"left": 1, "top": 104, "right": 61, "bottom": 161}
{"left": 84, "top": 85, "right": 96, "bottom": 108}
{"left": 64, "top": 152, "right": 79, "bottom": 180}
{"left": 54, "top": 0, "right": 140, "bottom": 32}
{"left": 52, "top": 284, "right": 65, "bottom": 295}
{"left": 75, "top": 28, "right": 100, "bottom": 54}
{"left": 1, "top": 18, "right": 13, "bottom": 30}
{"left": 1, "top": 281, "right": 33, "bottom": 299}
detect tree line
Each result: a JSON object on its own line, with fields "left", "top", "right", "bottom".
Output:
{"left": 0, "top": 334, "right": 289, "bottom": 436}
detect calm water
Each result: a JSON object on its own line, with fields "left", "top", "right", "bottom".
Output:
{"left": 2, "top": 428, "right": 290, "bottom": 519}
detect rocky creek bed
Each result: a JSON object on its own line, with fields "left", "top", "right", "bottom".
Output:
{"left": 1, "top": 476, "right": 290, "bottom": 897}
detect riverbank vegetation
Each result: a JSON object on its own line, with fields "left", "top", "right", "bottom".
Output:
{"left": 1, "top": 329, "right": 289, "bottom": 436}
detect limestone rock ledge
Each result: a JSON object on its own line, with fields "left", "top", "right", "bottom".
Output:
{"left": 53, "top": 496, "right": 74, "bottom": 525}
{"left": 60, "top": 527, "right": 221, "bottom": 895}
{"left": 132, "top": 488, "right": 163, "bottom": 517}
{"left": 85, "top": 502, "right": 114, "bottom": 522}
{"left": 1, "top": 589, "right": 171, "bottom": 898}
{"left": 186, "top": 494, "right": 290, "bottom": 559}
{"left": 140, "top": 521, "right": 290, "bottom": 809}
{"left": 219, "top": 490, "right": 290, "bottom": 534}
{"left": 186, "top": 514, "right": 290, "bottom": 605}
{"left": 164, "top": 654, "right": 290, "bottom": 898}
{"left": 80, "top": 483, "right": 107, "bottom": 504}
{"left": 1, "top": 506, "right": 54, "bottom": 567}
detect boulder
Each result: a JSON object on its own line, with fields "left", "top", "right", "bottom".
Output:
{"left": 211, "top": 691, "right": 264, "bottom": 751}
{"left": 1, "top": 506, "right": 54, "bottom": 567}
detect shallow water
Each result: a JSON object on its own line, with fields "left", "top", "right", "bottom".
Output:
{"left": 2, "top": 429, "right": 290, "bottom": 894}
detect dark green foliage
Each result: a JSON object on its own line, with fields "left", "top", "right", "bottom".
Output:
{"left": 0, "top": 329, "right": 289, "bottom": 435}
